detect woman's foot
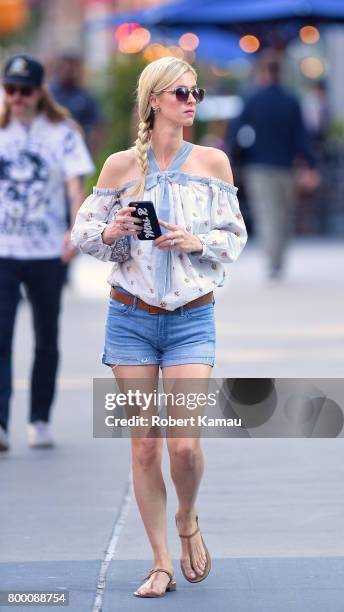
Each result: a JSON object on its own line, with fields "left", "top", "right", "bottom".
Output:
{"left": 134, "top": 564, "right": 175, "bottom": 597}
{"left": 175, "top": 511, "right": 207, "bottom": 580}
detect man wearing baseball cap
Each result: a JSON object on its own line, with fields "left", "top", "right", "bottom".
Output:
{"left": 3, "top": 54, "right": 44, "bottom": 88}
{"left": 0, "top": 55, "right": 95, "bottom": 452}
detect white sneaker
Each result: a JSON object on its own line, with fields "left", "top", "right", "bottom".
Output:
{"left": 0, "top": 424, "right": 9, "bottom": 452}
{"left": 27, "top": 421, "right": 55, "bottom": 449}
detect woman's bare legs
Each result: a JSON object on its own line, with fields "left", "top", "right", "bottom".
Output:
{"left": 164, "top": 363, "right": 212, "bottom": 580}
{"left": 111, "top": 363, "right": 174, "bottom": 596}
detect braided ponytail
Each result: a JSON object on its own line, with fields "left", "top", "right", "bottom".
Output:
{"left": 128, "top": 118, "right": 152, "bottom": 199}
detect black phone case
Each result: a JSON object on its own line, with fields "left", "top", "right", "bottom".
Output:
{"left": 130, "top": 201, "right": 162, "bottom": 240}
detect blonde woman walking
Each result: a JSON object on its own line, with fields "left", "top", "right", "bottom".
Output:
{"left": 72, "top": 57, "right": 247, "bottom": 598}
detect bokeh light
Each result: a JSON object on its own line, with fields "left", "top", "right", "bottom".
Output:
{"left": 115, "top": 23, "right": 151, "bottom": 53}
{"left": 143, "top": 43, "right": 171, "bottom": 62}
{"left": 239, "top": 35, "right": 260, "bottom": 54}
{"left": 0, "top": 0, "right": 28, "bottom": 34}
{"left": 117, "top": 26, "right": 151, "bottom": 54}
{"left": 237, "top": 125, "right": 256, "bottom": 148}
{"left": 179, "top": 32, "right": 199, "bottom": 52}
{"left": 299, "top": 25, "right": 320, "bottom": 45}
{"left": 300, "top": 56, "right": 324, "bottom": 79}
{"left": 115, "top": 22, "right": 140, "bottom": 42}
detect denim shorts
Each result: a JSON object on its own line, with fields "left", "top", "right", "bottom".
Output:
{"left": 102, "top": 286, "right": 216, "bottom": 368}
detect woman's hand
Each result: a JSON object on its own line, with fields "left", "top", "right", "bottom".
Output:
{"left": 154, "top": 219, "right": 203, "bottom": 254}
{"left": 102, "top": 207, "right": 142, "bottom": 245}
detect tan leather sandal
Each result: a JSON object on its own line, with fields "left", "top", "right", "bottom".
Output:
{"left": 175, "top": 514, "right": 211, "bottom": 583}
{"left": 133, "top": 568, "right": 177, "bottom": 597}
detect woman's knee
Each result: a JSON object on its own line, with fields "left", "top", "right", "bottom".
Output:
{"left": 131, "top": 437, "right": 162, "bottom": 470}
{"left": 168, "top": 439, "right": 201, "bottom": 469}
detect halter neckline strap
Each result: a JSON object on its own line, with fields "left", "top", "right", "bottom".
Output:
{"left": 148, "top": 140, "right": 193, "bottom": 173}
{"left": 147, "top": 140, "right": 192, "bottom": 303}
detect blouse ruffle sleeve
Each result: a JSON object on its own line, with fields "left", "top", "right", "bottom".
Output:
{"left": 71, "top": 188, "right": 130, "bottom": 262}
{"left": 194, "top": 182, "right": 247, "bottom": 264}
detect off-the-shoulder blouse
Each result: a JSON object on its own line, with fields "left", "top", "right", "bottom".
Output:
{"left": 71, "top": 141, "right": 247, "bottom": 311}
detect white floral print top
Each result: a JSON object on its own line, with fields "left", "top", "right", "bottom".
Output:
{"left": 72, "top": 142, "right": 247, "bottom": 311}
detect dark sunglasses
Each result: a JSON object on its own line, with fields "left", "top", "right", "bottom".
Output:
{"left": 156, "top": 86, "right": 206, "bottom": 104}
{"left": 4, "top": 84, "right": 36, "bottom": 97}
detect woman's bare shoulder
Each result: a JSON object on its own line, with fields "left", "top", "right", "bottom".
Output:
{"left": 96, "top": 149, "right": 140, "bottom": 189}
{"left": 191, "top": 144, "right": 234, "bottom": 183}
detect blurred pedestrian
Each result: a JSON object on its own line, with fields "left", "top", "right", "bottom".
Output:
{"left": 231, "top": 50, "right": 319, "bottom": 279}
{"left": 301, "top": 79, "right": 329, "bottom": 233}
{"left": 49, "top": 51, "right": 102, "bottom": 281}
{"left": 72, "top": 56, "right": 247, "bottom": 597}
{"left": 49, "top": 51, "right": 103, "bottom": 156}
{"left": 0, "top": 55, "right": 94, "bottom": 452}
{"left": 302, "top": 79, "right": 330, "bottom": 154}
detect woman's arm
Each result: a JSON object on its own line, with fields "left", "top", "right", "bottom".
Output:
{"left": 97, "top": 151, "right": 142, "bottom": 245}
{"left": 71, "top": 152, "right": 142, "bottom": 260}
{"left": 154, "top": 149, "right": 247, "bottom": 263}
{"left": 61, "top": 175, "right": 87, "bottom": 263}
{"left": 194, "top": 147, "right": 247, "bottom": 264}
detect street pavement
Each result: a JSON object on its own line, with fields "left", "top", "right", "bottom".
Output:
{"left": 1, "top": 238, "right": 344, "bottom": 611}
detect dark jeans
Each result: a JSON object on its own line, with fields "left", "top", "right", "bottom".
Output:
{"left": 0, "top": 258, "right": 66, "bottom": 431}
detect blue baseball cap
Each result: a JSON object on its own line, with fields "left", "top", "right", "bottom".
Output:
{"left": 2, "top": 55, "right": 44, "bottom": 87}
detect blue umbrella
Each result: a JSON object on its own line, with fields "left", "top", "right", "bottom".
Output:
{"left": 87, "top": 0, "right": 344, "bottom": 31}
{"left": 86, "top": 11, "right": 247, "bottom": 65}
{"left": 144, "top": 26, "right": 246, "bottom": 64}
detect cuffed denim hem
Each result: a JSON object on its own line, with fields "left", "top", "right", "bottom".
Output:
{"left": 102, "top": 353, "right": 160, "bottom": 367}
{"left": 161, "top": 357, "right": 215, "bottom": 368}
{"left": 101, "top": 353, "right": 215, "bottom": 368}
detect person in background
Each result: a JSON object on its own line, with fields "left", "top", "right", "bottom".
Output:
{"left": 302, "top": 79, "right": 330, "bottom": 154}
{"left": 49, "top": 51, "right": 103, "bottom": 156}
{"left": 0, "top": 55, "right": 94, "bottom": 453}
{"left": 301, "top": 80, "right": 329, "bottom": 233}
{"left": 230, "top": 50, "right": 319, "bottom": 279}
{"left": 49, "top": 51, "right": 102, "bottom": 280}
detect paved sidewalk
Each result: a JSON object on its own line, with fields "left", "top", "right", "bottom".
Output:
{"left": 1, "top": 239, "right": 343, "bottom": 611}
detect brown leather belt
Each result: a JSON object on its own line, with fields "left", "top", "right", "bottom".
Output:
{"left": 110, "top": 287, "right": 213, "bottom": 314}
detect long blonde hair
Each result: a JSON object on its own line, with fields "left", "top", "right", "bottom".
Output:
{"left": 0, "top": 85, "right": 72, "bottom": 128}
{"left": 129, "top": 57, "right": 197, "bottom": 198}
